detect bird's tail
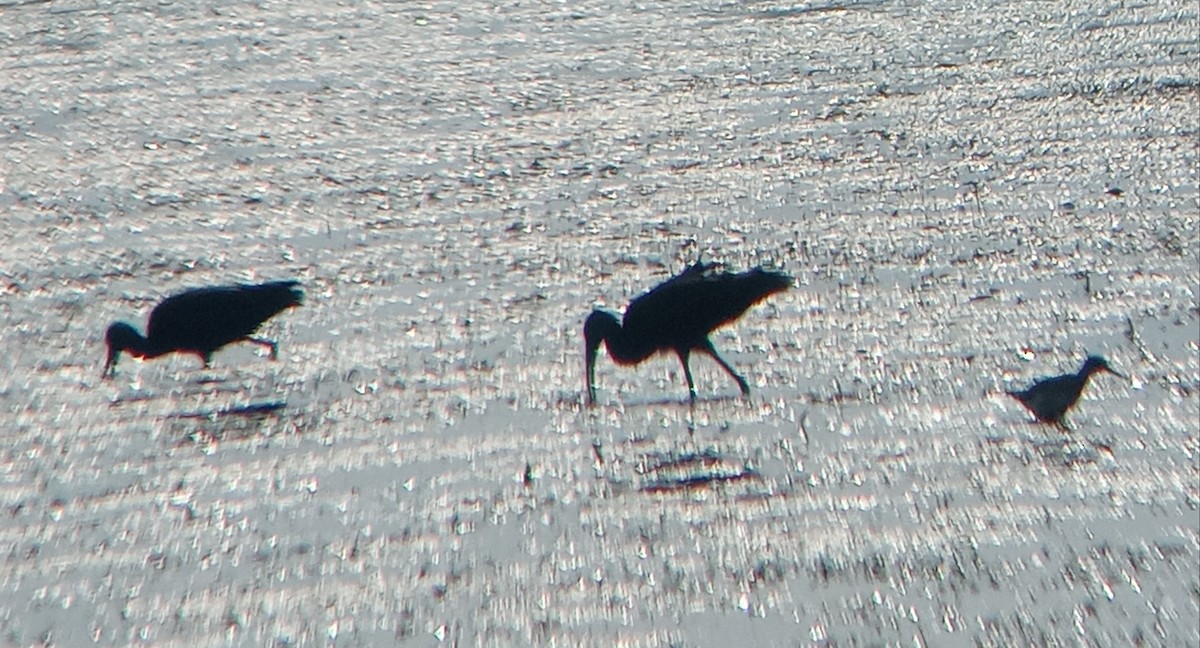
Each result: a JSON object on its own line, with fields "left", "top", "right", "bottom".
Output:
{"left": 749, "top": 268, "right": 794, "bottom": 294}
{"left": 251, "top": 280, "right": 305, "bottom": 311}
{"left": 285, "top": 282, "right": 304, "bottom": 307}
{"left": 686, "top": 267, "right": 793, "bottom": 331}
{"left": 732, "top": 268, "right": 793, "bottom": 308}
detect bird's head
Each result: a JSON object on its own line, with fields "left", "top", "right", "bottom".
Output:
{"left": 583, "top": 310, "right": 620, "bottom": 405}
{"left": 103, "top": 322, "right": 145, "bottom": 379}
{"left": 1082, "top": 355, "right": 1125, "bottom": 380}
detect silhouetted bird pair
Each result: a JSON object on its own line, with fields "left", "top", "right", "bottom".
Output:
{"left": 102, "top": 264, "right": 792, "bottom": 404}
{"left": 102, "top": 268, "right": 1124, "bottom": 426}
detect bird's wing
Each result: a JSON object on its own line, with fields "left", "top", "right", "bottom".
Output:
{"left": 623, "top": 266, "right": 790, "bottom": 345}
{"left": 147, "top": 282, "right": 301, "bottom": 348}
{"left": 1028, "top": 373, "right": 1074, "bottom": 390}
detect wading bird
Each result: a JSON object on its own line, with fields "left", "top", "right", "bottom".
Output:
{"left": 584, "top": 262, "right": 791, "bottom": 404}
{"left": 103, "top": 280, "right": 303, "bottom": 378}
{"left": 1006, "top": 355, "right": 1125, "bottom": 425}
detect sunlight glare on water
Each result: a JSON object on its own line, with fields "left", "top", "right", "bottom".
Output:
{"left": 0, "top": 0, "right": 1196, "bottom": 646}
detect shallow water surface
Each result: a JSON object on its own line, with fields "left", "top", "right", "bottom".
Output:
{"left": 1, "top": 0, "right": 1197, "bottom": 645}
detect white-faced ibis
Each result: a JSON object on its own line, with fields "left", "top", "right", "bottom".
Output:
{"left": 584, "top": 262, "right": 792, "bottom": 404}
{"left": 103, "top": 280, "right": 303, "bottom": 378}
{"left": 1006, "top": 355, "right": 1125, "bottom": 425}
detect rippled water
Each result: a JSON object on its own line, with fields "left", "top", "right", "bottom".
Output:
{"left": 1, "top": 0, "right": 1197, "bottom": 645}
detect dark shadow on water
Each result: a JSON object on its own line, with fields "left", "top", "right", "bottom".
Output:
{"left": 170, "top": 401, "right": 288, "bottom": 419}
{"left": 983, "top": 421, "right": 1112, "bottom": 467}
{"left": 751, "top": 0, "right": 885, "bottom": 20}
{"left": 615, "top": 392, "right": 745, "bottom": 408}
{"left": 639, "top": 447, "right": 723, "bottom": 471}
{"left": 633, "top": 447, "right": 763, "bottom": 494}
{"left": 166, "top": 401, "right": 288, "bottom": 444}
{"left": 640, "top": 470, "right": 760, "bottom": 493}
{"left": 1030, "top": 438, "right": 1104, "bottom": 466}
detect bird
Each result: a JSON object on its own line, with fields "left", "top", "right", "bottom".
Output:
{"left": 103, "top": 280, "right": 303, "bottom": 378}
{"left": 1006, "top": 355, "right": 1125, "bottom": 425}
{"left": 584, "top": 261, "right": 791, "bottom": 404}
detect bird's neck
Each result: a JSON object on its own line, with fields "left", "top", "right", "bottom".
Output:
{"left": 127, "top": 332, "right": 169, "bottom": 359}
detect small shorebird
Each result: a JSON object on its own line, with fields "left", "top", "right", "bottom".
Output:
{"left": 1006, "top": 355, "right": 1125, "bottom": 425}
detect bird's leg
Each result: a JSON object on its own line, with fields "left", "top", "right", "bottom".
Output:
{"left": 700, "top": 340, "right": 751, "bottom": 396}
{"left": 675, "top": 349, "right": 697, "bottom": 402}
{"left": 245, "top": 337, "right": 280, "bottom": 360}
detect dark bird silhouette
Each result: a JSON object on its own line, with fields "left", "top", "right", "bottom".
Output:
{"left": 103, "top": 280, "right": 303, "bottom": 378}
{"left": 1006, "top": 355, "right": 1125, "bottom": 425}
{"left": 584, "top": 262, "right": 791, "bottom": 404}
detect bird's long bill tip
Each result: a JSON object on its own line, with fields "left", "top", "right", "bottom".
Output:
{"left": 101, "top": 354, "right": 116, "bottom": 380}
{"left": 1106, "top": 366, "right": 1128, "bottom": 380}
{"left": 585, "top": 346, "right": 599, "bottom": 405}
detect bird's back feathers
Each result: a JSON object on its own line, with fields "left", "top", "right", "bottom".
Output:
{"left": 145, "top": 281, "right": 303, "bottom": 354}
{"left": 622, "top": 263, "right": 791, "bottom": 349}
